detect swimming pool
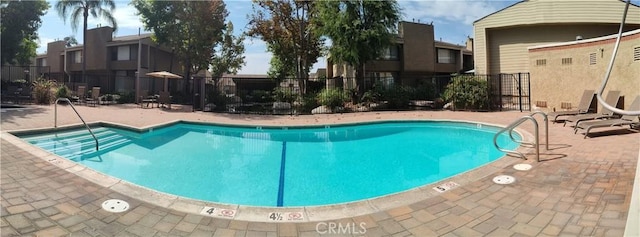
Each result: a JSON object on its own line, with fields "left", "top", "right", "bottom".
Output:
{"left": 19, "top": 121, "right": 520, "bottom": 207}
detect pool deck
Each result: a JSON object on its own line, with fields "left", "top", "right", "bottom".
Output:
{"left": 1, "top": 104, "right": 638, "bottom": 236}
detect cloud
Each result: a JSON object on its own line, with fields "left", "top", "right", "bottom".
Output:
{"left": 400, "top": 0, "right": 501, "bottom": 25}
{"left": 87, "top": 3, "right": 144, "bottom": 30}
{"left": 237, "top": 52, "right": 271, "bottom": 74}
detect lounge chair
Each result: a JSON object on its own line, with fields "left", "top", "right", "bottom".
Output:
{"left": 563, "top": 90, "right": 620, "bottom": 127}
{"left": 71, "top": 86, "right": 86, "bottom": 105}
{"left": 85, "top": 87, "right": 100, "bottom": 107}
{"left": 548, "top": 89, "right": 595, "bottom": 122}
{"left": 575, "top": 96, "right": 640, "bottom": 138}
{"left": 139, "top": 90, "right": 158, "bottom": 108}
{"left": 158, "top": 91, "right": 171, "bottom": 109}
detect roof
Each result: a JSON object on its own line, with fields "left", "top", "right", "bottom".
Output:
{"left": 222, "top": 74, "right": 270, "bottom": 79}
{"left": 473, "top": 0, "right": 640, "bottom": 25}
{"left": 473, "top": 0, "right": 526, "bottom": 24}
{"left": 112, "top": 33, "right": 153, "bottom": 42}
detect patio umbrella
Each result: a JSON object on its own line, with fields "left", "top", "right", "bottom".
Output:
{"left": 146, "top": 71, "right": 183, "bottom": 92}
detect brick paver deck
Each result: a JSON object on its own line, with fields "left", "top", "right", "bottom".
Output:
{"left": 1, "top": 104, "right": 638, "bottom": 236}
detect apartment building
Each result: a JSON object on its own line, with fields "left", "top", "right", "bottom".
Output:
{"left": 34, "top": 26, "right": 175, "bottom": 95}
{"left": 473, "top": 0, "right": 640, "bottom": 75}
{"left": 327, "top": 21, "right": 473, "bottom": 90}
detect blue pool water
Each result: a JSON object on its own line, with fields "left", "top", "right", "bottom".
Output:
{"left": 20, "top": 121, "right": 519, "bottom": 207}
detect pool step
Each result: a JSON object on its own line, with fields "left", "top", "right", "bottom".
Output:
{"left": 26, "top": 129, "right": 134, "bottom": 160}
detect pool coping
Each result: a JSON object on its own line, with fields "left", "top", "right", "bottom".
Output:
{"left": 2, "top": 118, "right": 538, "bottom": 223}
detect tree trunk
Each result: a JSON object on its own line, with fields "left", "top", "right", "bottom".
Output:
{"left": 82, "top": 8, "right": 88, "bottom": 84}
{"left": 354, "top": 63, "right": 366, "bottom": 104}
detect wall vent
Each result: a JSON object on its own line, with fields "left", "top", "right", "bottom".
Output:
{"left": 536, "top": 59, "right": 546, "bottom": 66}
{"left": 589, "top": 53, "right": 597, "bottom": 65}
{"left": 634, "top": 46, "right": 640, "bottom": 61}
{"left": 562, "top": 58, "right": 572, "bottom": 65}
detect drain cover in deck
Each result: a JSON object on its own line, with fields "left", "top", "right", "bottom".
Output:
{"left": 102, "top": 199, "right": 130, "bottom": 213}
{"left": 492, "top": 175, "right": 516, "bottom": 184}
{"left": 513, "top": 164, "right": 532, "bottom": 171}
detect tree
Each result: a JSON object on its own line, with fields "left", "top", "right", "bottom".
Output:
{"left": 210, "top": 22, "right": 246, "bottom": 78}
{"left": 0, "top": 0, "right": 49, "bottom": 65}
{"left": 56, "top": 0, "right": 118, "bottom": 83}
{"left": 315, "top": 0, "right": 400, "bottom": 94}
{"left": 133, "top": 0, "right": 234, "bottom": 97}
{"left": 63, "top": 36, "right": 78, "bottom": 47}
{"left": 248, "top": 0, "right": 324, "bottom": 94}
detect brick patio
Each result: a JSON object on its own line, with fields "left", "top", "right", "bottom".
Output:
{"left": 1, "top": 104, "right": 638, "bottom": 236}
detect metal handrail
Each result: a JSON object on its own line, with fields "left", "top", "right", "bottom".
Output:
{"left": 494, "top": 115, "right": 540, "bottom": 161}
{"left": 55, "top": 98, "right": 99, "bottom": 150}
{"left": 509, "top": 111, "right": 549, "bottom": 150}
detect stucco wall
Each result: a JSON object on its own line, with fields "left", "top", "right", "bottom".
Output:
{"left": 529, "top": 31, "right": 640, "bottom": 112}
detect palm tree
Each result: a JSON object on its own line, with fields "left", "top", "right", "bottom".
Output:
{"left": 55, "top": 0, "right": 117, "bottom": 84}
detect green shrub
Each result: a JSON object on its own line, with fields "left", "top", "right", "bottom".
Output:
{"left": 32, "top": 78, "right": 56, "bottom": 104}
{"left": 207, "top": 89, "right": 231, "bottom": 112}
{"left": 413, "top": 81, "right": 438, "bottom": 100}
{"left": 299, "top": 93, "right": 319, "bottom": 114}
{"left": 116, "top": 91, "right": 135, "bottom": 104}
{"left": 379, "top": 85, "right": 413, "bottom": 109}
{"left": 317, "top": 88, "right": 347, "bottom": 109}
{"left": 55, "top": 85, "right": 70, "bottom": 99}
{"left": 361, "top": 89, "right": 381, "bottom": 105}
{"left": 250, "top": 90, "right": 273, "bottom": 103}
{"left": 443, "top": 75, "right": 489, "bottom": 110}
{"left": 272, "top": 87, "right": 296, "bottom": 103}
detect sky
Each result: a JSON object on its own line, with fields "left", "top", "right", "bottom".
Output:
{"left": 36, "top": 0, "right": 520, "bottom": 74}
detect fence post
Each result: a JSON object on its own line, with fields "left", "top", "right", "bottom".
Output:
{"left": 498, "top": 74, "right": 503, "bottom": 111}
{"left": 518, "top": 73, "right": 523, "bottom": 112}
{"left": 527, "top": 73, "right": 531, "bottom": 111}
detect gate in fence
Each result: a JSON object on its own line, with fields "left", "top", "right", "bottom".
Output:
{"left": 490, "top": 72, "right": 531, "bottom": 112}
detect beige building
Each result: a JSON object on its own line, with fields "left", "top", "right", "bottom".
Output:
{"left": 474, "top": 0, "right": 640, "bottom": 75}
{"left": 528, "top": 29, "right": 640, "bottom": 111}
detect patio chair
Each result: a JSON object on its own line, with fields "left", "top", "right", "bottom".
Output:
{"left": 85, "top": 87, "right": 101, "bottom": 107}
{"left": 16, "top": 86, "right": 32, "bottom": 104}
{"left": 575, "top": 96, "right": 640, "bottom": 138}
{"left": 563, "top": 90, "right": 620, "bottom": 127}
{"left": 2, "top": 86, "right": 19, "bottom": 104}
{"left": 158, "top": 91, "right": 171, "bottom": 109}
{"left": 139, "top": 90, "right": 158, "bottom": 108}
{"left": 71, "top": 86, "right": 86, "bottom": 105}
{"left": 548, "top": 89, "right": 595, "bottom": 122}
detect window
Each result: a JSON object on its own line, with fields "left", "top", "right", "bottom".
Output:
{"left": 366, "top": 72, "right": 395, "bottom": 89}
{"left": 111, "top": 45, "right": 138, "bottom": 61}
{"left": 536, "top": 59, "right": 546, "bottom": 66}
{"left": 437, "top": 49, "right": 457, "bottom": 64}
{"left": 634, "top": 46, "right": 640, "bottom": 61}
{"left": 380, "top": 46, "right": 399, "bottom": 60}
{"left": 561, "top": 58, "right": 572, "bottom": 65}
{"left": 589, "top": 53, "right": 596, "bottom": 65}
{"left": 37, "top": 58, "right": 47, "bottom": 67}
{"left": 118, "top": 46, "right": 130, "bottom": 60}
{"left": 72, "top": 51, "right": 82, "bottom": 63}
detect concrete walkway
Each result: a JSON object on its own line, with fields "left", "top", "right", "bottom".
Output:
{"left": 1, "top": 104, "right": 638, "bottom": 236}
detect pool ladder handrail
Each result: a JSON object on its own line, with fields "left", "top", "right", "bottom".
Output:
{"left": 54, "top": 98, "right": 99, "bottom": 151}
{"left": 493, "top": 111, "right": 549, "bottom": 162}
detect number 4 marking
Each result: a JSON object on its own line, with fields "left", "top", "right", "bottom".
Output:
{"left": 200, "top": 207, "right": 216, "bottom": 216}
{"left": 206, "top": 207, "right": 215, "bottom": 215}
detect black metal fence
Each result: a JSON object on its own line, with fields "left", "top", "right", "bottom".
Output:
{"left": 200, "top": 73, "right": 531, "bottom": 114}
{"left": 1, "top": 65, "right": 51, "bottom": 83}
{"left": 1, "top": 68, "right": 530, "bottom": 113}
